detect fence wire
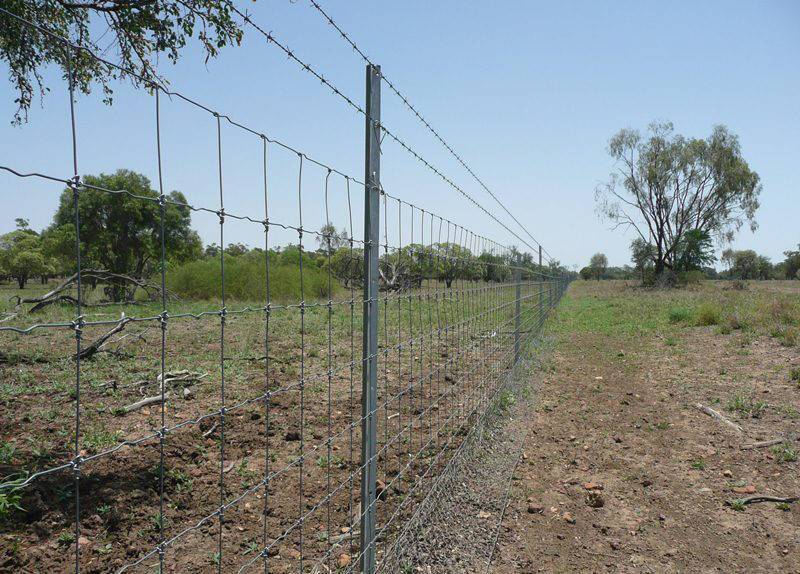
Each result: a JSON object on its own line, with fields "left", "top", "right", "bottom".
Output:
{"left": 0, "top": 6, "right": 568, "bottom": 574}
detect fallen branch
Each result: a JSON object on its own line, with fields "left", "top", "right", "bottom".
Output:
{"left": 740, "top": 438, "right": 784, "bottom": 450}
{"left": 122, "top": 394, "right": 167, "bottom": 413}
{"left": 726, "top": 495, "right": 798, "bottom": 506}
{"left": 695, "top": 403, "right": 742, "bottom": 433}
{"left": 202, "top": 422, "right": 219, "bottom": 439}
{"left": 76, "top": 318, "right": 131, "bottom": 360}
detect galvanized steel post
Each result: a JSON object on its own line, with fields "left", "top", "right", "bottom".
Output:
{"left": 360, "top": 63, "right": 380, "bottom": 574}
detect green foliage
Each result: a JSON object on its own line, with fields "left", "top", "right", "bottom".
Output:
{"left": 668, "top": 307, "right": 692, "bottom": 324}
{"left": 168, "top": 251, "right": 334, "bottom": 302}
{"left": 674, "top": 230, "right": 715, "bottom": 273}
{"left": 588, "top": 253, "right": 608, "bottom": 281}
{"left": 695, "top": 304, "right": 721, "bottom": 326}
{"left": 0, "top": 489, "right": 23, "bottom": 520}
{"left": 2, "top": 0, "right": 245, "bottom": 124}
{"left": 0, "top": 225, "right": 54, "bottom": 288}
{"left": 46, "top": 170, "right": 201, "bottom": 300}
{"left": 597, "top": 122, "right": 761, "bottom": 280}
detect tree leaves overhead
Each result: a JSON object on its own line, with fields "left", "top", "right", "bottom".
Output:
{"left": 0, "top": 0, "right": 244, "bottom": 124}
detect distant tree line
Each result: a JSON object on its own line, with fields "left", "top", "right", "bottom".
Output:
{"left": 1, "top": 169, "right": 571, "bottom": 302}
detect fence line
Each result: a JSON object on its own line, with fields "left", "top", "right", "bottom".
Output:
{"left": 0, "top": 5, "right": 569, "bottom": 573}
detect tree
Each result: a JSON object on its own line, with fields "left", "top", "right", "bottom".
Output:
{"left": 596, "top": 122, "right": 761, "bottom": 282}
{"left": 1, "top": 0, "right": 245, "bottom": 124}
{"left": 47, "top": 169, "right": 200, "bottom": 301}
{"left": 316, "top": 224, "right": 349, "bottom": 254}
{"left": 782, "top": 245, "right": 800, "bottom": 279}
{"left": 0, "top": 229, "right": 52, "bottom": 288}
{"left": 673, "top": 229, "right": 715, "bottom": 273}
{"left": 630, "top": 238, "right": 655, "bottom": 283}
{"left": 730, "top": 250, "right": 759, "bottom": 279}
{"left": 589, "top": 253, "right": 607, "bottom": 281}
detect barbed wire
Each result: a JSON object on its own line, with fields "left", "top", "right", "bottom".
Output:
{"left": 303, "top": 0, "right": 556, "bottom": 263}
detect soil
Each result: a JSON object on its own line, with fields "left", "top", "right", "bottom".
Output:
{"left": 491, "top": 286, "right": 800, "bottom": 573}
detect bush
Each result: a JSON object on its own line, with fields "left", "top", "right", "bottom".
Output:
{"left": 168, "top": 255, "right": 337, "bottom": 302}
{"left": 695, "top": 304, "right": 721, "bottom": 326}
{"left": 668, "top": 307, "right": 692, "bottom": 324}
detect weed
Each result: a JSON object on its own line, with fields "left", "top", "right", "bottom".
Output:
{"left": 791, "top": 368, "right": 800, "bottom": 385}
{"left": 665, "top": 336, "right": 677, "bottom": 347}
{"left": 82, "top": 428, "right": 123, "bottom": 453}
{"left": 771, "top": 444, "right": 797, "bottom": 463}
{"left": 727, "top": 393, "right": 767, "bottom": 418}
{"left": 495, "top": 390, "right": 516, "bottom": 413}
{"left": 691, "top": 459, "right": 706, "bottom": 470}
{"left": 166, "top": 468, "right": 193, "bottom": 493}
{"left": 57, "top": 531, "right": 76, "bottom": 546}
{"left": 728, "top": 499, "right": 746, "bottom": 511}
{"left": 0, "top": 490, "right": 24, "bottom": 520}
{"left": 776, "top": 502, "right": 791, "bottom": 511}
{"left": 0, "top": 441, "right": 15, "bottom": 464}
{"left": 696, "top": 304, "right": 721, "bottom": 326}
{"left": 668, "top": 307, "right": 691, "bottom": 324}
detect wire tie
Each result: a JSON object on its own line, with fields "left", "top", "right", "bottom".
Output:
{"left": 218, "top": 208, "right": 225, "bottom": 225}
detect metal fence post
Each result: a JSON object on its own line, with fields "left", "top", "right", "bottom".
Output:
{"left": 538, "top": 246, "right": 544, "bottom": 325}
{"left": 360, "top": 63, "right": 380, "bottom": 574}
{"left": 513, "top": 266, "right": 521, "bottom": 364}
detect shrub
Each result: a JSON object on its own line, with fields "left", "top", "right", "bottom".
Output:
{"left": 168, "top": 255, "right": 338, "bottom": 302}
{"left": 668, "top": 307, "right": 692, "bottom": 324}
{"left": 695, "top": 304, "right": 721, "bottom": 326}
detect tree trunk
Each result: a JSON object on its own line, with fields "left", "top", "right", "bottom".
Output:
{"left": 17, "top": 276, "right": 26, "bottom": 289}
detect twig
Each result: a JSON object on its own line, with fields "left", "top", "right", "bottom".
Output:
{"left": 122, "top": 394, "right": 167, "bottom": 413}
{"left": 202, "top": 422, "right": 219, "bottom": 439}
{"left": 76, "top": 318, "right": 131, "bottom": 360}
{"left": 740, "top": 438, "right": 784, "bottom": 450}
{"left": 726, "top": 495, "right": 798, "bottom": 506}
{"left": 695, "top": 403, "right": 742, "bottom": 433}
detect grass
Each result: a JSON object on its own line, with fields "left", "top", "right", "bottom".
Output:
{"left": 695, "top": 303, "right": 721, "bottom": 326}
{"left": 668, "top": 307, "right": 692, "bottom": 324}
{"left": 727, "top": 393, "right": 768, "bottom": 419}
{"left": 771, "top": 444, "right": 798, "bottom": 463}
{"left": 690, "top": 459, "right": 706, "bottom": 470}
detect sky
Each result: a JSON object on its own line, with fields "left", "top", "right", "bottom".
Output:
{"left": 0, "top": 0, "right": 798, "bottom": 269}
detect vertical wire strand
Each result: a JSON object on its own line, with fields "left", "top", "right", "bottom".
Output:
{"left": 155, "top": 87, "right": 168, "bottom": 572}
{"left": 261, "top": 136, "right": 271, "bottom": 574}
{"left": 345, "top": 177, "right": 355, "bottom": 553}
{"left": 324, "top": 169, "right": 333, "bottom": 573}
{"left": 216, "top": 114, "right": 226, "bottom": 573}
{"left": 296, "top": 153, "right": 305, "bottom": 573}
{"left": 66, "top": 44, "right": 82, "bottom": 574}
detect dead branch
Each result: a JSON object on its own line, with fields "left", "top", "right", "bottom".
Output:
{"left": 76, "top": 318, "right": 131, "bottom": 360}
{"left": 695, "top": 403, "right": 742, "bottom": 433}
{"left": 22, "top": 269, "right": 178, "bottom": 312}
{"left": 726, "top": 495, "right": 798, "bottom": 506}
{"left": 740, "top": 438, "right": 784, "bottom": 450}
{"left": 122, "top": 394, "right": 167, "bottom": 413}
{"left": 202, "top": 422, "right": 219, "bottom": 439}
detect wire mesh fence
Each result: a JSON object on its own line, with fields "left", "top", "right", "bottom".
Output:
{"left": 0, "top": 4, "right": 568, "bottom": 573}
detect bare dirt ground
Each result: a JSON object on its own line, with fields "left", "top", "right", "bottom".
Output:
{"left": 491, "top": 280, "right": 800, "bottom": 574}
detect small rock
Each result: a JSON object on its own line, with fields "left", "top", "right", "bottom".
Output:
{"left": 585, "top": 492, "right": 604, "bottom": 508}
{"left": 641, "top": 479, "right": 653, "bottom": 487}
{"left": 77, "top": 536, "right": 90, "bottom": 547}
{"left": 658, "top": 514, "right": 666, "bottom": 522}
{"left": 183, "top": 387, "right": 193, "bottom": 399}
{"left": 340, "top": 526, "right": 351, "bottom": 534}
{"left": 337, "top": 554, "right": 351, "bottom": 568}
{"left": 732, "top": 485, "right": 756, "bottom": 495}
{"left": 285, "top": 431, "right": 300, "bottom": 442}
{"left": 664, "top": 548, "right": 677, "bottom": 557}
{"left": 583, "top": 482, "right": 604, "bottom": 491}
{"left": 527, "top": 503, "right": 544, "bottom": 514}
{"left": 477, "top": 510, "right": 492, "bottom": 519}
{"left": 563, "top": 512, "right": 576, "bottom": 524}
{"left": 609, "top": 539, "right": 620, "bottom": 550}
{"left": 722, "top": 470, "right": 733, "bottom": 478}
{"left": 697, "top": 487, "right": 712, "bottom": 494}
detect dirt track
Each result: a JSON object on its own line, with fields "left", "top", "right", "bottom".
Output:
{"left": 491, "top": 282, "right": 799, "bottom": 574}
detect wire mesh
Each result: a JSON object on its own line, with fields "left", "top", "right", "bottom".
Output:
{"left": 0, "top": 6, "right": 568, "bottom": 574}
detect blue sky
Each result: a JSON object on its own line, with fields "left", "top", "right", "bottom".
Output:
{"left": 1, "top": 0, "right": 798, "bottom": 269}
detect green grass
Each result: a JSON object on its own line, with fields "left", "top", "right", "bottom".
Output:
{"left": 727, "top": 393, "right": 768, "bottom": 419}
{"left": 668, "top": 307, "right": 692, "bottom": 324}
{"left": 771, "top": 444, "right": 798, "bottom": 463}
{"left": 695, "top": 303, "right": 721, "bottom": 326}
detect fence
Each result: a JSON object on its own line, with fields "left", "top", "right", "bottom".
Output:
{"left": 0, "top": 4, "right": 568, "bottom": 573}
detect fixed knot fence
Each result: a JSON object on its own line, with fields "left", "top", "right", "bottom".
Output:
{"left": 0, "top": 6, "right": 568, "bottom": 574}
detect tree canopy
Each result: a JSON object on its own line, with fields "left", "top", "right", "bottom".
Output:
{"left": 47, "top": 169, "right": 200, "bottom": 300}
{"left": 596, "top": 122, "right": 761, "bottom": 284}
{"left": 0, "top": 0, "right": 245, "bottom": 124}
